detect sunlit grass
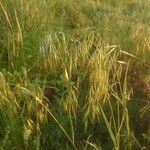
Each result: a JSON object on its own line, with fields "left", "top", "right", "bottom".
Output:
{"left": 0, "top": 0, "right": 150, "bottom": 149}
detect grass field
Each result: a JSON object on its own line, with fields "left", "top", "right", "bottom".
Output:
{"left": 0, "top": 0, "right": 150, "bottom": 149}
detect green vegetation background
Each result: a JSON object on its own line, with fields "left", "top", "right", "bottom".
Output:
{"left": 0, "top": 0, "right": 150, "bottom": 149}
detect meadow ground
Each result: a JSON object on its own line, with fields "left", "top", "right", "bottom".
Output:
{"left": 0, "top": 0, "right": 150, "bottom": 149}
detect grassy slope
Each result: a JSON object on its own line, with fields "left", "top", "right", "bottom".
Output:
{"left": 0, "top": 0, "right": 150, "bottom": 149}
